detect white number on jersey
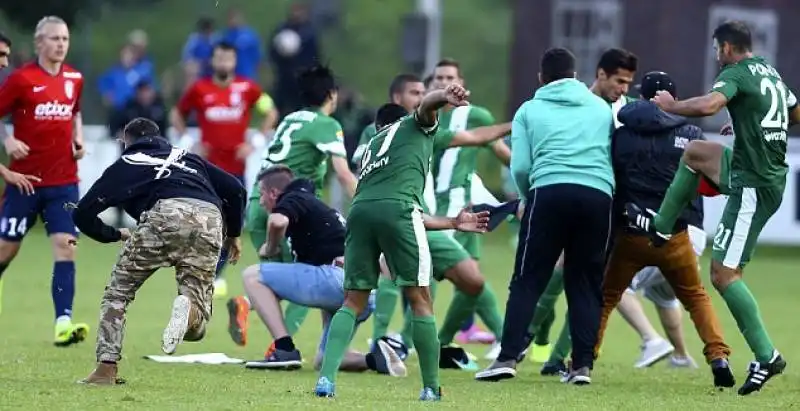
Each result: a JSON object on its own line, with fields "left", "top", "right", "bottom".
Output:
{"left": 265, "top": 122, "right": 303, "bottom": 165}
{"left": 760, "top": 77, "right": 789, "bottom": 130}
{"left": 360, "top": 121, "right": 400, "bottom": 171}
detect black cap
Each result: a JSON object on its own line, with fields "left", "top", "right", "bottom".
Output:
{"left": 639, "top": 71, "right": 676, "bottom": 100}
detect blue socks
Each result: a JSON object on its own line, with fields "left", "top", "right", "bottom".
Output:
{"left": 52, "top": 261, "right": 75, "bottom": 319}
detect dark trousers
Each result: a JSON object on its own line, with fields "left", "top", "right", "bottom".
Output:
{"left": 498, "top": 183, "right": 612, "bottom": 370}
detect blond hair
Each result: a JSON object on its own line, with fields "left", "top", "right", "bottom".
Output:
{"left": 34, "top": 16, "right": 68, "bottom": 40}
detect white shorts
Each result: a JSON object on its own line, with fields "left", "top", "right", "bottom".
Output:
{"left": 625, "top": 225, "right": 707, "bottom": 309}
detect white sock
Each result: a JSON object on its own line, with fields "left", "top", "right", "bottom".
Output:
{"left": 56, "top": 315, "right": 71, "bottom": 324}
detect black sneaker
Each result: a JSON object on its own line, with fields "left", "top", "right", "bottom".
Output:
{"left": 711, "top": 358, "right": 736, "bottom": 388}
{"left": 625, "top": 203, "right": 671, "bottom": 247}
{"left": 738, "top": 352, "right": 786, "bottom": 396}
{"left": 540, "top": 360, "right": 568, "bottom": 376}
{"left": 475, "top": 359, "right": 517, "bottom": 381}
{"left": 562, "top": 366, "right": 591, "bottom": 385}
{"left": 372, "top": 337, "right": 408, "bottom": 377}
{"left": 244, "top": 348, "right": 302, "bottom": 370}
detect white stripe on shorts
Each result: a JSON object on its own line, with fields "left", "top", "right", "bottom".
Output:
{"left": 411, "top": 206, "right": 432, "bottom": 286}
{"left": 723, "top": 187, "right": 757, "bottom": 269}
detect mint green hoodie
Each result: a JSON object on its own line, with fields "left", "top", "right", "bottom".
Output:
{"left": 510, "top": 78, "right": 614, "bottom": 197}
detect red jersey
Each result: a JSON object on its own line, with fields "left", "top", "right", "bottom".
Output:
{"left": 177, "top": 77, "right": 261, "bottom": 176}
{"left": 0, "top": 62, "right": 83, "bottom": 187}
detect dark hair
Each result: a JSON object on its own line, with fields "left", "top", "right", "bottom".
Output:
{"left": 214, "top": 41, "right": 236, "bottom": 53}
{"left": 197, "top": 17, "right": 214, "bottom": 32}
{"left": 375, "top": 103, "right": 408, "bottom": 130}
{"left": 423, "top": 74, "right": 433, "bottom": 89}
{"left": 297, "top": 64, "right": 337, "bottom": 107}
{"left": 596, "top": 48, "right": 638, "bottom": 77}
{"left": 713, "top": 21, "right": 752, "bottom": 53}
{"left": 257, "top": 165, "right": 294, "bottom": 191}
{"left": 389, "top": 73, "right": 422, "bottom": 99}
{"left": 540, "top": 48, "right": 576, "bottom": 84}
{"left": 0, "top": 32, "right": 11, "bottom": 47}
{"left": 435, "top": 58, "right": 462, "bottom": 77}
{"left": 123, "top": 118, "right": 160, "bottom": 140}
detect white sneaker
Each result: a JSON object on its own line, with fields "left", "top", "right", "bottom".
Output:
{"left": 162, "top": 295, "right": 191, "bottom": 355}
{"left": 485, "top": 342, "right": 501, "bottom": 360}
{"left": 376, "top": 339, "right": 408, "bottom": 377}
{"left": 669, "top": 355, "right": 698, "bottom": 369}
{"left": 634, "top": 338, "right": 674, "bottom": 368}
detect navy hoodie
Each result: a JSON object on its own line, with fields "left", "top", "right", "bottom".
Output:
{"left": 612, "top": 100, "right": 704, "bottom": 233}
{"left": 73, "top": 136, "right": 246, "bottom": 243}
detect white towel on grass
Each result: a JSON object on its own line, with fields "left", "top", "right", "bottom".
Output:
{"left": 143, "top": 353, "right": 244, "bottom": 364}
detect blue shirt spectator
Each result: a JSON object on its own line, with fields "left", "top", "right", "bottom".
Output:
{"left": 98, "top": 46, "right": 156, "bottom": 110}
{"left": 182, "top": 17, "right": 217, "bottom": 78}
{"left": 219, "top": 9, "right": 262, "bottom": 79}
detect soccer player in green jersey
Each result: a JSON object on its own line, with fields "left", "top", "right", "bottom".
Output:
{"left": 629, "top": 21, "right": 799, "bottom": 395}
{"left": 314, "top": 84, "right": 490, "bottom": 401}
{"left": 226, "top": 65, "right": 358, "bottom": 349}
{"left": 429, "top": 58, "right": 514, "bottom": 352}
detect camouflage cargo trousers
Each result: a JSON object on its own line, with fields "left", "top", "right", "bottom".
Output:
{"left": 96, "top": 198, "right": 224, "bottom": 363}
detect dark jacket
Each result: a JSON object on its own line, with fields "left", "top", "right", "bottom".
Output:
{"left": 612, "top": 100, "right": 704, "bottom": 233}
{"left": 73, "top": 136, "right": 246, "bottom": 243}
{"left": 272, "top": 178, "right": 346, "bottom": 265}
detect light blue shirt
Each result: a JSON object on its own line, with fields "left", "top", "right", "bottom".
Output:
{"left": 510, "top": 78, "right": 614, "bottom": 198}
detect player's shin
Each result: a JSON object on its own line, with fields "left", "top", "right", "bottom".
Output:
{"left": 438, "top": 290, "right": 479, "bottom": 345}
{"left": 372, "top": 276, "right": 400, "bottom": 342}
{"left": 474, "top": 284, "right": 504, "bottom": 339}
{"left": 318, "top": 297, "right": 364, "bottom": 382}
{"left": 717, "top": 275, "right": 775, "bottom": 363}
{"left": 529, "top": 268, "right": 564, "bottom": 337}
{"left": 284, "top": 303, "right": 310, "bottom": 335}
{"left": 549, "top": 320, "right": 572, "bottom": 362}
{"left": 52, "top": 261, "right": 76, "bottom": 321}
{"left": 653, "top": 159, "right": 700, "bottom": 234}
{"left": 406, "top": 285, "right": 440, "bottom": 391}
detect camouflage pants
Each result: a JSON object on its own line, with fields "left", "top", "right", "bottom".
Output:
{"left": 96, "top": 198, "right": 224, "bottom": 363}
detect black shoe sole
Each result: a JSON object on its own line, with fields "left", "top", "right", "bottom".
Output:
{"left": 738, "top": 359, "right": 787, "bottom": 395}
{"left": 712, "top": 366, "right": 736, "bottom": 388}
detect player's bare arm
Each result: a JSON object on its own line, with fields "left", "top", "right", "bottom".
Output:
{"left": 72, "top": 112, "right": 86, "bottom": 159}
{"left": 331, "top": 155, "right": 358, "bottom": 197}
{"left": 652, "top": 89, "right": 728, "bottom": 117}
{"left": 490, "top": 140, "right": 511, "bottom": 166}
{"left": 448, "top": 122, "right": 511, "bottom": 148}
{"left": 421, "top": 207, "right": 489, "bottom": 232}
{"left": 263, "top": 212, "right": 289, "bottom": 258}
{"left": 416, "top": 84, "right": 470, "bottom": 127}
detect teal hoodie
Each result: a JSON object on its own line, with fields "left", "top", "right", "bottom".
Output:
{"left": 510, "top": 78, "right": 614, "bottom": 197}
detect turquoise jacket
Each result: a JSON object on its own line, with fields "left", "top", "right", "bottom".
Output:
{"left": 510, "top": 78, "right": 614, "bottom": 197}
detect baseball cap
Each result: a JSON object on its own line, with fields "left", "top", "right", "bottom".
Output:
{"left": 639, "top": 71, "right": 676, "bottom": 100}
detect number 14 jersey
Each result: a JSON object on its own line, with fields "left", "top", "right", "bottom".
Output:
{"left": 712, "top": 56, "right": 798, "bottom": 188}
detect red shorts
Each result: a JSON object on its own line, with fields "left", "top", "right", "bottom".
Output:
{"left": 697, "top": 178, "right": 720, "bottom": 197}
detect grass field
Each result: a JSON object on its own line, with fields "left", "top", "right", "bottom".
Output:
{"left": 1, "top": 227, "right": 800, "bottom": 410}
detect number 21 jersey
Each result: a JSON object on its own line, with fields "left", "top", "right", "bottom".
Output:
{"left": 712, "top": 56, "right": 798, "bottom": 187}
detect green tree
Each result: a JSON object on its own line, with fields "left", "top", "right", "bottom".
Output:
{"left": 0, "top": 0, "right": 94, "bottom": 28}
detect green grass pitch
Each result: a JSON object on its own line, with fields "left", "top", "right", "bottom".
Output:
{"left": 1, "top": 227, "right": 799, "bottom": 410}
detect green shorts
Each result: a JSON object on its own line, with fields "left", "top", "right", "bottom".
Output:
{"left": 345, "top": 200, "right": 431, "bottom": 290}
{"left": 428, "top": 230, "right": 470, "bottom": 281}
{"left": 245, "top": 195, "right": 293, "bottom": 263}
{"left": 711, "top": 148, "right": 784, "bottom": 269}
{"left": 453, "top": 231, "right": 481, "bottom": 260}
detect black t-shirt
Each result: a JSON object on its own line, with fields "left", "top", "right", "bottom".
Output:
{"left": 272, "top": 178, "right": 346, "bottom": 265}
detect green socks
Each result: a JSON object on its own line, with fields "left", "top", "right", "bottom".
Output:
{"left": 654, "top": 159, "right": 700, "bottom": 234}
{"left": 412, "top": 315, "right": 441, "bottom": 391}
{"left": 284, "top": 303, "right": 309, "bottom": 335}
{"left": 372, "top": 276, "right": 400, "bottom": 342}
{"left": 438, "top": 290, "right": 479, "bottom": 345}
{"left": 318, "top": 306, "right": 357, "bottom": 382}
{"left": 721, "top": 280, "right": 776, "bottom": 363}
{"left": 527, "top": 268, "right": 564, "bottom": 344}
{"left": 548, "top": 316, "right": 572, "bottom": 363}
{"left": 534, "top": 310, "right": 556, "bottom": 346}
{"left": 474, "top": 284, "right": 504, "bottom": 339}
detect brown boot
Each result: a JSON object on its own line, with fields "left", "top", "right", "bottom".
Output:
{"left": 78, "top": 362, "right": 126, "bottom": 385}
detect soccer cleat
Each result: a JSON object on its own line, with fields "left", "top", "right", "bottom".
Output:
{"left": 314, "top": 376, "right": 335, "bottom": 397}
{"left": 475, "top": 359, "right": 517, "bottom": 381}
{"left": 78, "top": 362, "right": 126, "bottom": 385}
{"left": 226, "top": 296, "right": 250, "bottom": 346}
{"left": 372, "top": 338, "right": 408, "bottom": 377}
{"left": 54, "top": 320, "right": 89, "bottom": 347}
{"left": 624, "top": 203, "right": 671, "bottom": 247}
{"left": 738, "top": 351, "right": 786, "bottom": 396}
{"left": 245, "top": 348, "right": 302, "bottom": 370}
{"left": 541, "top": 359, "right": 568, "bottom": 376}
{"left": 530, "top": 343, "right": 553, "bottom": 364}
{"left": 711, "top": 358, "right": 735, "bottom": 388}
{"left": 419, "top": 387, "right": 442, "bottom": 401}
{"left": 562, "top": 366, "right": 591, "bottom": 385}
{"left": 162, "top": 295, "right": 191, "bottom": 355}
{"left": 213, "top": 278, "right": 228, "bottom": 299}
{"left": 634, "top": 338, "right": 674, "bottom": 368}
{"left": 456, "top": 324, "right": 496, "bottom": 344}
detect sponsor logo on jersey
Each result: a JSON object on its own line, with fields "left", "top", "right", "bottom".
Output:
{"left": 230, "top": 91, "right": 242, "bottom": 106}
{"left": 204, "top": 106, "right": 244, "bottom": 122}
{"left": 358, "top": 156, "right": 389, "bottom": 180}
{"left": 712, "top": 81, "right": 726, "bottom": 89}
{"left": 34, "top": 101, "right": 74, "bottom": 120}
{"left": 764, "top": 131, "right": 787, "bottom": 142}
{"left": 63, "top": 71, "right": 82, "bottom": 79}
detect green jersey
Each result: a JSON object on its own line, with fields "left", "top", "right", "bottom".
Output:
{"left": 431, "top": 105, "right": 495, "bottom": 215}
{"left": 252, "top": 109, "right": 346, "bottom": 199}
{"left": 711, "top": 56, "right": 798, "bottom": 187}
{"left": 352, "top": 122, "right": 377, "bottom": 165}
{"left": 611, "top": 95, "right": 637, "bottom": 129}
{"left": 353, "top": 113, "right": 440, "bottom": 207}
